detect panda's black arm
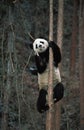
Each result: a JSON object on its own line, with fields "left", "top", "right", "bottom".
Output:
{"left": 49, "top": 41, "right": 61, "bottom": 67}
{"left": 35, "top": 55, "right": 47, "bottom": 74}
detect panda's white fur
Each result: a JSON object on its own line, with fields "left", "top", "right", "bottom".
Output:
{"left": 38, "top": 65, "right": 61, "bottom": 90}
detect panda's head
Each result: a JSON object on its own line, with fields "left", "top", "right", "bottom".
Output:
{"left": 33, "top": 38, "right": 49, "bottom": 55}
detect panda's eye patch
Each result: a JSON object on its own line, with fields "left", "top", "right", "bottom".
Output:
{"left": 40, "top": 41, "right": 44, "bottom": 44}
{"left": 36, "top": 44, "right": 38, "bottom": 48}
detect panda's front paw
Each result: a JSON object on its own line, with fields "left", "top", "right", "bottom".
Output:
{"left": 49, "top": 41, "right": 53, "bottom": 48}
{"left": 37, "top": 89, "right": 49, "bottom": 113}
{"left": 29, "top": 66, "right": 38, "bottom": 75}
{"left": 49, "top": 41, "right": 55, "bottom": 48}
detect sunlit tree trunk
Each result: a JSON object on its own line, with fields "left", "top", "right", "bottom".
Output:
{"left": 46, "top": 0, "right": 55, "bottom": 130}
{"left": 70, "top": 0, "right": 78, "bottom": 76}
{"left": 55, "top": 0, "right": 64, "bottom": 130}
{"left": 79, "top": 1, "right": 84, "bottom": 130}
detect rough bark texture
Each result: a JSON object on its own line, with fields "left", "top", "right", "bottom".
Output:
{"left": 79, "top": 1, "right": 84, "bottom": 130}
{"left": 55, "top": 0, "right": 64, "bottom": 130}
{"left": 46, "top": 0, "right": 55, "bottom": 130}
{"left": 70, "top": 0, "right": 78, "bottom": 75}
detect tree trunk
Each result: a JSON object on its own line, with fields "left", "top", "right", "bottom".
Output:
{"left": 46, "top": 0, "right": 55, "bottom": 130}
{"left": 1, "top": 25, "right": 5, "bottom": 99}
{"left": 55, "top": 0, "right": 64, "bottom": 130}
{"left": 79, "top": 1, "right": 84, "bottom": 130}
{"left": 70, "top": 0, "right": 78, "bottom": 76}
{"left": 1, "top": 6, "right": 14, "bottom": 130}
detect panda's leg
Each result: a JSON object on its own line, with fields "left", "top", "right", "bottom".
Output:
{"left": 36, "top": 89, "right": 49, "bottom": 113}
{"left": 53, "top": 68, "right": 64, "bottom": 102}
{"left": 53, "top": 83, "right": 64, "bottom": 103}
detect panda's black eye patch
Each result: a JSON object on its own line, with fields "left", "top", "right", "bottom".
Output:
{"left": 40, "top": 41, "right": 44, "bottom": 44}
{"left": 36, "top": 44, "right": 38, "bottom": 48}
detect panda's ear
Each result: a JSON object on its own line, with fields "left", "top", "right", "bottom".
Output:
{"left": 29, "top": 43, "right": 33, "bottom": 49}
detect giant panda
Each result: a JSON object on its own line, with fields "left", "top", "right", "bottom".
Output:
{"left": 30, "top": 38, "right": 64, "bottom": 113}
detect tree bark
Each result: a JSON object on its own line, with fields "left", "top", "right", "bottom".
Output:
{"left": 79, "top": 1, "right": 84, "bottom": 130}
{"left": 55, "top": 0, "right": 64, "bottom": 130}
{"left": 70, "top": 0, "right": 78, "bottom": 76}
{"left": 46, "top": 0, "right": 55, "bottom": 130}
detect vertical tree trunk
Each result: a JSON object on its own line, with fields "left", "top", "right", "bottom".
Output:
{"left": 57, "top": 0, "right": 64, "bottom": 50}
{"left": 1, "top": 6, "right": 14, "bottom": 130}
{"left": 70, "top": 0, "right": 78, "bottom": 75}
{"left": 46, "top": 0, "right": 55, "bottom": 130}
{"left": 55, "top": 0, "right": 64, "bottom": 130}
{"left": 79, "top": 1, "right": 84, "bottom": 130}
{"left": 1, "top": 25, "right": 5, "bottom": 99}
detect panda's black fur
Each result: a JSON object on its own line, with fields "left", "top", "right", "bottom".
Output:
{"left": 30, "top": 39, "right": 64, "bottom": 113}
{"left": 35, "top": 41, "right": 61, "bottom": 74}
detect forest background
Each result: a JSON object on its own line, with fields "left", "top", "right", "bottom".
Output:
{"left": 0, "top": 0, "right": 83, "bottom": 130}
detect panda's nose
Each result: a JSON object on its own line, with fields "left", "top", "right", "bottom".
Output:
{"left": 39, "top": 45, "right": 42, "bottom": 48}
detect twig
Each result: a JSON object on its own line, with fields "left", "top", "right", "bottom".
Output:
{"left": 21, "top": 50, "right": 33, "bottom": 106}
{"left": 28, "top": 32, "right": 35, "bottom": 41}
{"left": 21, "top": 50, "right": 37, "bottom": 130}
{"left": 10, "top": 53, "right": 15, "bottom": 72}
{"left": 19, "top": 5, "right": 35, "bottom": 42}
